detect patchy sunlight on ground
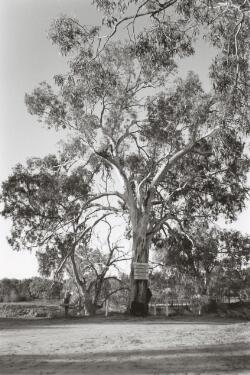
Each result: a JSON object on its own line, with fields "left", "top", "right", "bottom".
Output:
{"left": 0, "top": 317, "right": 250, "bottom": 374}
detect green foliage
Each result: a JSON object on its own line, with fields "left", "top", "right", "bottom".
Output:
{"left": 49, "top": 16, "right": 100, "bottom": 56}
{"left": 145, "top": 72, "right": 209, "bottom": 145}
{"left": 158, "top": 224, "right": 250, "bottom": 270}
{"left": 0, "top": 279, "right": 26, "bottom": 302}
{"left": 25, "top": 82, "right": 67, "bottom": 129}
{"left": 154, "top": 220, "right": 250, "bottom": 298}
{"left": 93, "top": 0, "right": 250, "bottom": 130}
{"left": 29, "top": 277, "right": 63, "bottom": 300}
{"left": 210, "top": 265, "right": 250, "bottom": 301}
{"left": 150, "top": 269, "right": 197, "bottom": 302}
{"left": 1, "top": 154, "right": 91, "bottom": 253}
{"left": 0, "top": 277, "right": 63, "bottom": 302}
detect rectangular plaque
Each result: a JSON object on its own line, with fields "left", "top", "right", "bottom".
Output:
{"left": 133, "top": 262, "right": 149, "bottom": 280}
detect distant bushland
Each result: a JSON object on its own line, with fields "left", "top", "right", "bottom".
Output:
{"left": 0, "top": 277, "right": 63, "bottom": 302}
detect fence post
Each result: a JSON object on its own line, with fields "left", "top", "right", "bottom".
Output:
{"left": 154, "top": 303, "right": 157, "bottom": 316}
{"left": 105, "top": 299, "right": 109, "bottom": 317}
{"left": 165, "top": 301, "right": 169, "bottom": 317}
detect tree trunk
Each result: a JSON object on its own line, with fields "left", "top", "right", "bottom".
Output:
{"left": 83, "top": 298, "right": 98, "bottom": 316}
{"left": 204, "top": 271, "right": 211, "bottom": 299}
{"left": 129, "top": 215, "right": 151, "bottom": 316}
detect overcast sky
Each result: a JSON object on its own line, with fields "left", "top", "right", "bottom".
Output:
{"left": 0, "top": 0, "right": 249, "bottom": 279}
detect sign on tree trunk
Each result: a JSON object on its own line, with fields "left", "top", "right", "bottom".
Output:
{"left": 133, "top": 262, "right": 149, "bottom": 280}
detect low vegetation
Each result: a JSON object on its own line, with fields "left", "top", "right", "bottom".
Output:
{"left": 0, "top": 277, "right": 63, "bottom": 303}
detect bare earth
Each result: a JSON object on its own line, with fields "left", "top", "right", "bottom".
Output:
{"left": 0, "top": 317, "right": 249, "bottom": 374}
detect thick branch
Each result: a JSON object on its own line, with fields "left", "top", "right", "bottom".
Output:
{"left": 150, "top": 127, "right": 219, "bottom": 188}
{"left": 70, "top": 253, "right": 86, "bottom": 290}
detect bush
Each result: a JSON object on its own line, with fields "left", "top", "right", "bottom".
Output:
{"left": 0, "top": 277, "right": 63, "bottom": 302}
{"left": 29, "top": 277, "right": 63, "bottom": 300}
{"left": 204, "top": 299, "right": 218, "bottom": 313}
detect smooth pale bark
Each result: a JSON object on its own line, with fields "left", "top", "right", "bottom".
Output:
{"left": 108, "top": 129, "right": 219, "bottom": 315}
{"left": 70, "top": 254, "right": 101, "bottom": 316}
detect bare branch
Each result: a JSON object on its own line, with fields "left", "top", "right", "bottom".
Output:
{"left": 55, "top": 213, "right": 112, "bottom": 277}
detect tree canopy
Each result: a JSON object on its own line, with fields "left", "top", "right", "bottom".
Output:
{"left": 154, "top": 220, "right": 250, "bottom": 293}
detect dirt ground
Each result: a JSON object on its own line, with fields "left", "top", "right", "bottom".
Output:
{"left": 0, "top": 317, "right": 249, "bottom": 374}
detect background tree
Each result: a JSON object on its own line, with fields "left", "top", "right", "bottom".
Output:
{"left": 3, "top": 0, "right": 250, "bottom": 314}
{"left": 1, "top": 155, "right": 129, "bottom": 315}
{"left": 154, "top": 221, "right": 250, "bottom": 297}
{"left": 210, "top": 231, "right": 250, "bottom": 301}
{"left": 28, "top": 277, "right": 63, "bottom": 300}
{"left": 0, "top": 277, "right": 63, "bottom": 302}
{"left": 40, "top": 224, "right": 130, "bottom": 315}
{"left": 0, "top": 279, "right": 23, "bottom": 303}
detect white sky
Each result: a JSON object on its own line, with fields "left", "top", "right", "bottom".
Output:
{"left": 0, "top": 0, "right": 249, "bottom": 279}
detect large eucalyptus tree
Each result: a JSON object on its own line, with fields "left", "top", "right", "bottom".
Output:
{"left": 10, "top": 1, "right": 250, "bottom": 313}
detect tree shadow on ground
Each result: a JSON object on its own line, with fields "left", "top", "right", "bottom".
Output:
{"left": 0, "top": 316, "right": 248, "bottom": 331}
{"left": 1, "top": 342, "right": 250, "bottom": 374}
